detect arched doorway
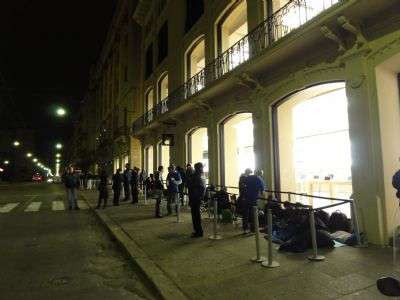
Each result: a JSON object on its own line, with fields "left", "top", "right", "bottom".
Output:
{"left": 274, "top": 82, "right": 352, "bottom": 215}
{"left": 144, "top": 145, "right": 154, "bottom": 175}
{"left": 157, "top": 141, "right": 170, "bottom": 169}
{"left": 187, "top": 127, "right": 209, "bottom": 178}
{"left": 220, "top": 113, "right": 255, "bottom": 189}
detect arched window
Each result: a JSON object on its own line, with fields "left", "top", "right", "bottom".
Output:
{"left": 157, "top": 141, "right": 170, "bottom": 169}
{"left": 186, "top": 38, "right": 205, "bottom": 80}
{"left": 158, "top": 73, "right": 169, "bottom": 114}
{"left": 144, "top": 145, "right": 154, "bottom": 174}
{"left": 145, "top": 88, "right": 154, "bottom": 123}
{"left": 187, "top": 127, "right": 209, "bottom": 178}
{"left": 220, "top": 113, "right": 254, "bottom": 188}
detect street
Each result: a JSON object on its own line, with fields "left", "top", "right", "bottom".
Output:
{"left": 0, "top": 182, "right": 156, "bottom": 300}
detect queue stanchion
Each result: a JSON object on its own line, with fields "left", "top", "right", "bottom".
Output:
{"left": 209, "top": 199, "right": 222, "bottom": 240}
{"left": 261, "top": 208, "right": 280, "bottom": 268}
{"left": 251, "top": 206, "right": 266, "bottom": 263}
{"left": 307, "top": 208, "right": 325, "bottom": 261}
{"left": 175, "top": 195, "right": 182, "bottom": 223}
{"left": 350, "top": 200, "right": 362, "bottom": 246}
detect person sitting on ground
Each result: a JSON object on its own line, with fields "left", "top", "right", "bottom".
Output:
{"left": 214, "top": 186, "right": 231, "bottom": 214}
{"left": 188, "top": 162, "right": 206, "bottom": 238}
{"left": 154, "top": 166, "right": 165, "bottom": 217}
{"left": 242, "top": 169, "right": 266, "bottom": 234}
{"left": 112, "top": 168, "right": 123, "bottom": 206}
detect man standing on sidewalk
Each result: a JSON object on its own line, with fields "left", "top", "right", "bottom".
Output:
{"left": 64, "top": 166, "right": 80, "bottom": 210}
{"left": 154, "top": 166, "right": 165, "bottom": 217}
{"left": 242, "top": 169, "right": 266, "bottom": 234}
{"left": 131, "top": 167, "right": 140, "bottom": 205}
{"left": 166, "top": 165, "right": 182, "bottom": 215}
{"left": 188, "top": 162, "right": 206, "bottom": 238}
{"left": 112, "top": 168, "right": 123, "bottom": 206}
{"left": 123, "top": 163, "right": 132, "bottom": 201}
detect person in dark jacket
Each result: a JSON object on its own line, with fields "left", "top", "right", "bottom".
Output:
{"left": 96, "top": 169, "right": 108, "bottom": 209}
{"left": 188, "top": 162, "right": 206, "bottom": 238}
{"left": 131, "top": 167, "right": 140, "bottom": 204}
{"left": 393, "top": 169, "right": 400, "bottom": 200}
{"left": 112, "top": 168, "right": 123, "bottom": 206}
{"left": 64, "top": 166, "right": 79, "bottom": 210}
{"left": 176, "top": 166, "right": 186, "bottom": 206}
{"left": 166, "top": 165, "right": 182, "bottom": 215}
{"left": 154, "top": 166, "right": 165, "bottom": 217}
{"left": 123, "top": 163, "right": 132, "bottom": 201}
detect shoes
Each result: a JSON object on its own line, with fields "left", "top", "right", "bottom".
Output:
{"left": 191, "top": 232, "right": 203, "bottom": 238}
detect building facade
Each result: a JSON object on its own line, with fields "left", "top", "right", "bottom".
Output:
{"left": 128, "top": 0, "right": 400, "bottom": 245}
{"left": 70, "top": 0, "right": 142, "bottom": 175}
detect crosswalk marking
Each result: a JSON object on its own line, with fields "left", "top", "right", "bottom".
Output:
{"left": 0, "top": 203, "right": 19, "bottom": 213}
{"left": 52, "top": 201, "right": 65, "bottom": 211}
{"left": 24, "top": 202, "right": 42, "bottom": 212}
{"left": 77, "top": 200, "right": 89, "bottom": 209}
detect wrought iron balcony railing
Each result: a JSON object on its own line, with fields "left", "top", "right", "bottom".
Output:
{"left": 133, "top": 0, "right": 340, "bottom": 133}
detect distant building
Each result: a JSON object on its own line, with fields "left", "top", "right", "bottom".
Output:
{"left": 74, "top": 0, "right": 400, "bottom": 245}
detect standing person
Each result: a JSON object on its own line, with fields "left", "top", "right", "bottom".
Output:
{"left": 188, "top": 162, "right": 206, "bottom": 238}
{"left": 166, "top": 165, "right": 182, "bottom": 215}
{"left": 123, "top": 163, "right": 132, "bottom": 201}
{"left": 112, "top": 168, "right": 123, "bottom": 206}
{"left": 97, "top": 169, "right": 109, "bottom": 209}
{"left": 242, "top": 169, "right": 266, "bottom": 234}
{"left": 131, "top": 167, "right": 140, "bottom": 204}
{"left": 64, "top": 166, "right": 79, "bottom": 210}
{"left": 154, "top": 166, "right": 165, "bottom": 217}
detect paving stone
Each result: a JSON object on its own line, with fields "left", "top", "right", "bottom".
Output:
{"left": 329, "top": 273, "right": 375, "bottom": 295}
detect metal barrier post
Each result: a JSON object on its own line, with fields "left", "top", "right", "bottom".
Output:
{"left": 251, "top": 206, "right": 266, "bottom": 262}
{"left": 207, "top": 189, "right": 212, "bottom": 219}
{"left": 307, "top": 209, "right": 325, "bottom": 261}
{"left": 144, "top": 185, "right": 148, "bottom": 205}
{"left": 350, "top": 201, "right": 362, "bottom": 246}
{"left": 209, "top": 199, "right": 222, "bottom": 240}
{"left": 261, "top": 209, "right": 280, "bottom": 268}
{"left": 175, "top": 194, "right": 182, "bottom": 223}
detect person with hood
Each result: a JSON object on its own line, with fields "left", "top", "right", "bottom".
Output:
{"left": 112, "top": 168, "right": 123, "bottom": 206}
{"left": 188, "top": 162, "right": 206, "bottom": 238}
{"left": 96, "top": 168, "right": 109, "bottom": 209}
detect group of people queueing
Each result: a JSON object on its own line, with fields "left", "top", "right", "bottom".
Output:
{"left": 96, "top": 163, "right": 141, "bottom": 209}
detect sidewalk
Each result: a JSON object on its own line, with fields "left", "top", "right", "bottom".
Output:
{"left": 80, "top": 190, "right": 393, "bottom": 300}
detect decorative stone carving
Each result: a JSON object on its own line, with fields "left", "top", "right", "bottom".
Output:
{"left": 337, "top": 16, "right": 367, "bottom": 48}
{"left": 349, "top": 75, "right": 366, "bottom": 89}
{"left": 320, "top": 26, "right": 346, "bottom": 53}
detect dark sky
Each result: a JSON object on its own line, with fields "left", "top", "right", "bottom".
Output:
{"left": 0, "top": 0, "right": 115, "bottom": 168}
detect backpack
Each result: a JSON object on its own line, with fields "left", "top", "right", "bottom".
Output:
{"left": 329, "top": 210, "right": 351, "bottom": 233}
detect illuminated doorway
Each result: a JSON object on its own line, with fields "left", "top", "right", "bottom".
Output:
{"left": 221, "top": 113, "right": 255, "bottom": 189}
{"left": 144, "top": 146, "right": 154, "bottom": 175}
{"left": 187, "top": 127, "right": 209, "bottom": 178}
{"left": 275, "top": 82, "right": 352, "bottom": 215}
{"left": 157, "top": 142, "right": 170, "bottom": 169}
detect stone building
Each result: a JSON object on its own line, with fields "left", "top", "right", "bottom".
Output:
{"left": 70, "top": 0, "right": 142, "bottom": 175}
{"left": 128, "top": 0, "right": 400, "bottom": 245}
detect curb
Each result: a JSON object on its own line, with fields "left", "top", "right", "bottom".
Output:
{"left": 80, "top": 193, "right": 188, "bottom": 300}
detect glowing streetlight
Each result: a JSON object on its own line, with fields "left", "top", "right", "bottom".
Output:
{"left": 4, "top": 160, "right": 9, "bottom": 165}
{"left": 37, "top": 163, "right": 41, "bottom": 167}
{"left": 56, "top": 159, "right": 60, "bottom": 163}
{"left": 56, "top": 107, "right": 66, "bottom": 117}
{"left": 55, "top": 143, "right": 63, "bottom": 149}
{"left": 26, "top": 153, "right": 32, "bottom": 158}
{"left": 13, "top": 141, "right": 20, "bottom": 147}
{"left": 33, "top": 158, "right": 38, "bottom": 163}
{"left": 56, "top": 153, "right": 61, "bottom": 158}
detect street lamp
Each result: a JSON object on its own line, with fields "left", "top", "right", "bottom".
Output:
{"left": 56, "top": 107, "right": 66, "bottom": 117}
{"left": 33, "top": 158, "right": 38, "bottom": 163}
{"left": 56, "top": 153, "right": 61, "bottom": 158}
{"left": 4, "top": 160, "right": 9, "bottom": 165}
{"left": 56, "top": 159, "right": 60, "bottom": 163}
{"left": 55, "top": 143, "right": 63, "bottom": 149}
{"left": 26, "top": 153, "right": 32, "bottom": 158}
{"left": 13, "top": 141, "right": 20, "bottom": 147}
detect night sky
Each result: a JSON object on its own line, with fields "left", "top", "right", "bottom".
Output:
{"left": 0, "top": 0, "right": 115, "bottom": 167}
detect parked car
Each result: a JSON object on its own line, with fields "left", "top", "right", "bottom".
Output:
{"left": 32, "top": 174, "right": 43, "bottom": 182}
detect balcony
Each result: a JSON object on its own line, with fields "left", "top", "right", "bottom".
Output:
{"left": 133, "top": 0, "right": 342, "bottom": 134}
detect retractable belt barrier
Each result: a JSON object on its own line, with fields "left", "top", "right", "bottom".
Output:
{"left": 209, "top": 198, "right": 222, "bottom": 240}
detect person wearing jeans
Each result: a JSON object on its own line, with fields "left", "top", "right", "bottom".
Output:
{"left": 166, "top": 165, "right": 182, "bottom": 215}
{"left": 64, "top": 166, "right": 79, "bottom": 210}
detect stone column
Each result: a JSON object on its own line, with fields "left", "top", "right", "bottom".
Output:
{"left": 207, "top": 112, "right": 220, "bottom": 185}
{"left": 345, "top": 53, "right": 386, "bottom": 245}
